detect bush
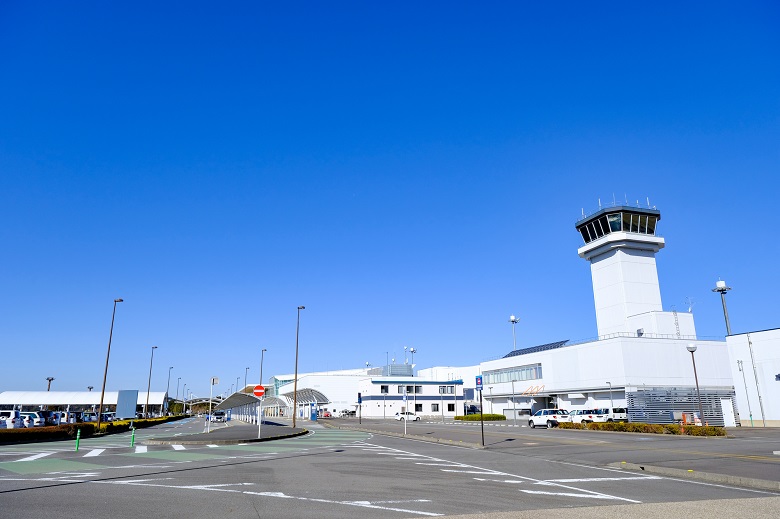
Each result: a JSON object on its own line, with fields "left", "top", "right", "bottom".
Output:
{"left": 558, "top": 421, "right": 725, "bottom": 436}
{"left": 455, "top": 413, "right": 506, "bottom": 421}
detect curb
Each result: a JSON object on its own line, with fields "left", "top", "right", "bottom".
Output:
{"left": 320, "top": 422, "right": 484, "bottom": 449}
{"left": 609, "top": 461, "right": 780, "bottom": 492}
{"left": 143, "top": 428, "right": 309, "bottom": 446}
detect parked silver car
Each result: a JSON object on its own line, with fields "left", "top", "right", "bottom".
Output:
{"left": 20, "top": 412, "right": 45, "bottom": 427}
{"left": 0, "top": 410, "right": 24, "bottom": 429}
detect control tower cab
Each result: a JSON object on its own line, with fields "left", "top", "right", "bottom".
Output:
{"left": 576, "top": 205, "right": 695, "bottom": 338}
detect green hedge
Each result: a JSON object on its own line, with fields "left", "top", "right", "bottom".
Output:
{"left": 455, "top": 413, "right": 506, "bottom": 421}
{"left": 0, "top": 415, "right": 187, "bottom": 444}
{"left": 557, "top": 421, "right": 726, "bottom": 436}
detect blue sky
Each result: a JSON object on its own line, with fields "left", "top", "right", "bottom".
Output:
{"left": 1, "top": 2, "right": 778, "bottom": 397}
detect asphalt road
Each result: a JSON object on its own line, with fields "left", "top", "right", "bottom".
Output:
{"left": 0, "top": 418, "right": 778, "bottom": 518}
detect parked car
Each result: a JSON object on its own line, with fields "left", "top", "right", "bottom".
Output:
{"left": 20, "top": 412, "right": 45, "bottom": 427}
{"left": 36, "top": 410, "right": 59, "bottom": 426}
{"left": 82, "top": 412, "right": 97, "bottom": 422}
{"left": 464, "top": 405, "right": 481, "bottom": 415}
{"left": 0, "top": 410, "right": 23, "bottom": 429}
{"left": 569, "top": 409, "right": 598, "bottom": 424}
{"left": 592, "top": 407, "right": 628, "bottom": 423}
{"left": 321, "top": 411, "right": 332, "bottom": 418}
{"left": 395, "top": 412, "right": 420, "bottom": 421}
{"left": 528, "top": 409, "right": 571, "bottom": 429}
{"left": 211, "top": 410, "right": 226, "bottom": 422}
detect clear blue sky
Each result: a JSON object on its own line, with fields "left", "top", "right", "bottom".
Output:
{"left": 1, "top": 2, "right": 778, "bottom": 397}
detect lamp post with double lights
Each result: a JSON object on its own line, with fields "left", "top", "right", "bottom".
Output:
{"left": 97, "top": 298, "right": 123, "bottom": 432}
{"left": 292, "top": 306, "right": 305, "bottom": 429}
{"left": 687, "top": 343, "right": 706, "bottom": 425}
{"left": 182, "top": 383, "right": 187, "bottom": 415}
{"left": 145, "top": 346, "right": 158, "bottom": 418}
{"left": 176, "top": 377, "right": 181, "bottom": 401}
{"left": 88, "top": 386, "right": 93, "bottom": 392}
{"left": 244, "top": 367, "right": 250, "bottom": 393}
{"left": 509, "top": 315, "right": 520, "bottom": 350}
{"left": 46, "top": 377, "right": 55, "bottom": 391}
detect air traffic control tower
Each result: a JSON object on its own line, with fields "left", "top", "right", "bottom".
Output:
{"left": 575, "top": 204, "right": 696, "bottom": 339}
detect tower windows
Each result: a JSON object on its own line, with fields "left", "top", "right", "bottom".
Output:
{"left": 577, "top": 211, "right": 659, "bottom": 244}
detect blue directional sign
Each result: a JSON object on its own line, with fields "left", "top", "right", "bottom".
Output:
{"left": 476, "top": 375, "right": 483, "bottom": 390}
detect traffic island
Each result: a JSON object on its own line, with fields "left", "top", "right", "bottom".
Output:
{"left": 143, "top": 420, "right": 308, "bottom": 445}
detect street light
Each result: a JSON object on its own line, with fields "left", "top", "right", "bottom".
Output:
{"left": 87, "top": 386, "right": 93, "bottom": 392}
{"left": 409, "top": 348, "right": 416, "bottom": 375}
{"left": 97, "top": 298, "right": 123, "bottom": 432}
{"left": 260, "top": 348, "right": 267, "bottom": 387}
{"left": 511, "top": 380, "right": 517, "bottom": 427}
{"left": 488, "top": 386, "right": 493, "bottom": 414}
{"left": 182, "top": 383, "right": 187, "bottom": 415}
{"left": 712, "top": 280, "right": 732, "bottom": 336}
{"left": 166, "top": 366, "right": 173, "bottom": 414}
{"left": 46, "top": 377, "right": 55, "bottom": 391}
{"left": 509, "top": 315, "right": 520, "bottom": 350}
{"left": 292, "top": 305, "right": 305, "bottom": 429}
{"left": 687, "top": 343, "right": 705, "bottom": 425}
{"left": 606, "top": 381, "right": 614, "bottom": 409}
{"left": 176, "top": 377, "right": 181, "bottom": 401}
{"left": 145, "top": 346, "right": 158, "bottom": 418}
{"left": 244, "top": 367, "right": 250, "bottom": 393}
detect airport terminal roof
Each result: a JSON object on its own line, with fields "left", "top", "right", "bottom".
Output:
{"left": 502, "top": 340, "right": 570, "bottom": 359}
{"left": 0, "top": 391, "right": 167, "bottom": 407}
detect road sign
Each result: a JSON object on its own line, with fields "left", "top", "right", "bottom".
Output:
{"left": 476, "top": 375, "right": 483, "bottom": 390}
{"left": 253, "top": 385, "right": 266, "bottom": 397}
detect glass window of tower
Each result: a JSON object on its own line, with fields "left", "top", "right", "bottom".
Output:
{"left": 646, "top": 216, "right": 657, "bottom": 235}
{"left": 598, "top": 215, "right": 610, "bottom": 236}
{"left": 580, "top": 227, "right": 591, "bottom": 243}
{"left": 607, "top": 213, "right": 622, "bottom": 232}
{"left": 622, "top": 212, "right": 632, "bottom": 232}
{"left": 638, "top": 215, "right": 648, "bottom": 234}
{"left": 630, "top": 214, "right": 640, "bottom": 233}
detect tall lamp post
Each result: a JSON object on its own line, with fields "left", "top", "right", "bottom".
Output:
{"left": 409, "top": 348, "right": 416, "bottom": 375}
{"left": 260, "top": 348, "right": 267, "bottom": 387}
{"left": 606, "top": 381, "right": 614, "bottom": 410}
{"left": 97, "top": 298, "right": 123, "bottom": 432}
{"left": 145, "top": 346, "right": 158, "bottom": 418}
{"left": 292, "top": 306, "right": 305, "bottom": 429}
{"left": 244, "top": 367, "right": 250, "bottom": 393}
{"left": 176, "top": 377, "right": 181, "bottom": 401}
{"left": 165, "top": 366, "right": 173, "bottom": 414}
{"left": 687, "top": 343, "right": 705, "bottom": 425}
{"left": 182, "top": 383, "right": 187, "bottom": 415}
{"left": 509, "top": 315, "right": 520, "bottom": 351}
{"left": 88, "top": 386, "right": 93, "bottom": 392}
{"left": 511, "top": 379, "right": 517, "bottom": 427}
{"left": 712, "top": 280, "right": 732, "bottom": 335}
{"left": 46, "top": 377, "right": 55, "bottom": 391}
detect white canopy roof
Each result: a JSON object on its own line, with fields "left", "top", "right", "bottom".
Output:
{"left": 0, "top": 391, "right": 167, "bottom": 407}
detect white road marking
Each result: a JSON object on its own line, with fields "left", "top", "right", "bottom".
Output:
{"left": 521, "top": 490, "right": 626, "bottom": 500}
{"left": 473, "top": 478, "right": 523, "bottom": 484}
{"left": 172, "top": 445, "right": 186, "bottom": 451}
{"left": 135, "top": 446, "right": 148, "bottom": 454}
{"left": 543, "top": 476, "right": 662, "bottom": 483}
{"left": 441, "top": 470, "right": 505, "bottom": 475}
{"left": 207, "top": 445, "right": 219, "bottom": 448}
{"left": 243, "top": 491, "right": 443, "bottom": 516}
{"left": 415, "top": 463, "right": 467, "bottom": 467}
{"left": 15, "top": 452, "right": 54, "bottom": 462}
{"left": 83, "top": 449, "right": 105, "bottom": 457}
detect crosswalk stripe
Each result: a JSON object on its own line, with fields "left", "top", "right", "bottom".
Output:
{"left": 135, "top": 446, "right": 148, "bottom": 454}
{"left": 83, "top": 449, "right": 105, "bottom": 457}
{"left": 172, "top": 445, "right": 185, "bottom": 451}
{"left": 16, "top": 452, "right": 54, "bottom": 462}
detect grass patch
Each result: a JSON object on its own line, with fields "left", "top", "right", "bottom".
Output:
{"left": 558, "top": 421, "right": 726, "bottom": 436}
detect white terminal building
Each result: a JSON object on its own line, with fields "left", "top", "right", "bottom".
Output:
{"left": 225, "top": 202, "right": 777, "bottom": 426}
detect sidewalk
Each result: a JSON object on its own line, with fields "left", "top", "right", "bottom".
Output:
{"left": 144, "top": 419, "right": 307, "bottom": 445}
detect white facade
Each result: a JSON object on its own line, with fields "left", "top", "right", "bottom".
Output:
{"left": 727, "top": 329, "right": 780, "bottom": 427}
{"left": 357, "top": 377, "right": 463, "bottom": 419}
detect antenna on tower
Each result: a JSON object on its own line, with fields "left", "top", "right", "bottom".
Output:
{"left": 685, "top": 297, "right": 695, "bottom": 313}
{"left": 613, "top": 193, "right": 617, "bottom": 206}
{"left": 647, "top": 197, "right": 650, "bottom": 208}
{"left": 598, "top": 198, "right": 602, "bottom": 209}
{"left": 582, "top": 208, "right": 585, "bottom": 217}
{"left": 624, "top": 193, "right": 628, "bottom": 204}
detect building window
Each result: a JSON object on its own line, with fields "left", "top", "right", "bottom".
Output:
{"left": 397, "top": 386, "right": 404, "bottom": 394}
{"left": 415, "top": 404, "right": 422, "bottom": 412}
{"left": 447, "top": 404, "right": 455, "bottom": 412}
{"left": 380, "top": 385, "right": 388, "bottom": 394}
{"left": 438, "top": 385, "right": 454, "bottom": 394}
{"left": 431, "top": 403, "right": 439, "bottom": 412}
{"left": 415, "top": 386, "right": 422, "bottom": 394}
{"left": 483, "top": 363, "right": 542, "bottom": 385}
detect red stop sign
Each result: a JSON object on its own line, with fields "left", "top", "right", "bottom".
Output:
{"left": 253, "top": 385, "right": 266, "bottom": 397}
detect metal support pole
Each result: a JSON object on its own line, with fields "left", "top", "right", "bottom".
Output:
{"left": 511, "top": 380, "right": 517, "bottom": 427}
{"left": 689, "top": 350, "right": 705, "bottom": 425}
{"left": 747, "top": 333, "right": 767, "bottom": 427}
{"left": 737, "top": 360, "right": 754, "bottom": 427}
{"left": 97, "top": 298, "right": 123, "bottom": 432}
{"left": 292, "top": 306, "right": 304, "bottom": 429}
{"left": 479, "top": 389, "right": 484, "bottom": 447}
{"left": 145, "top": 346, "right": 157, "bottom": 418}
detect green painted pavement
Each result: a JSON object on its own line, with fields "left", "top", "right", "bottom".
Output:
{"left": 0, "top": 458, "right": 106, "bottom": 475}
